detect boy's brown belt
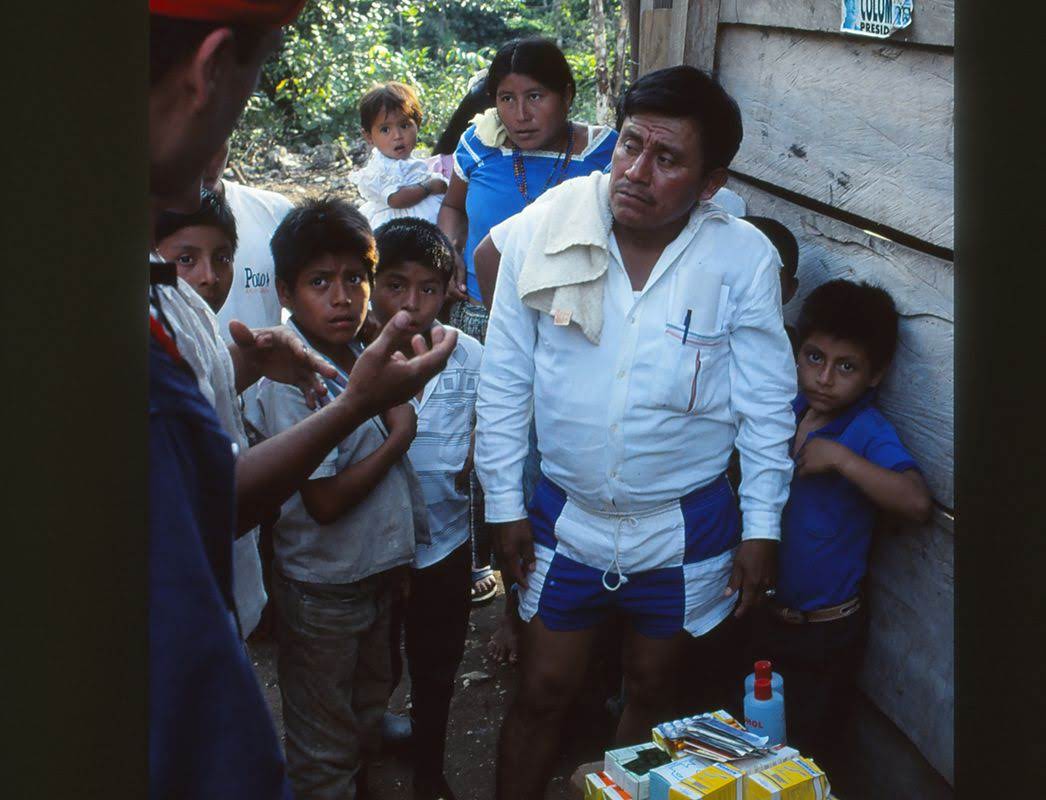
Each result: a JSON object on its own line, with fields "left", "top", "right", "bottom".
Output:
{"left": 770, "top": 596, "right": 861, "bottom": 624}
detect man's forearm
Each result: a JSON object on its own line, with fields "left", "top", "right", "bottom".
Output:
{"left": 233, "top": 395, "right": 366, "bottom": 533}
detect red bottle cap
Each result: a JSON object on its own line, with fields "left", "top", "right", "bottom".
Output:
{"left": 755, "top": 660, "right": 772, "bottom": 680}
{"left": 754, "top": 677, "right": 772, "bottom": 700}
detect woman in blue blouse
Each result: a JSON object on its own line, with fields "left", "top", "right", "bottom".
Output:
{"left": 438, "top": 37, "right": 618, "bottom": 308}
{"left": 437, "top": 37, "right": 617, "bottom": 619}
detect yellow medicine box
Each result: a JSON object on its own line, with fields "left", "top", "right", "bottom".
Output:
{"left": 744, "top": 757, "right": 831, "bottom": 800}
{"left": 667, "top": 763, "right": 744, "bottom": 800}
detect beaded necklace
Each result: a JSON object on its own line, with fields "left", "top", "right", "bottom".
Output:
{"left": 512, "top": 122, "right": 576, "bottom": 205}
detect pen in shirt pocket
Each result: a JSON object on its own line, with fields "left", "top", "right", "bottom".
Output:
{"left": 682, "top": 308, "right": 692, "bottom": 346}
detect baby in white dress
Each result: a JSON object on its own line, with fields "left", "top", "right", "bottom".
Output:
{"left": 350, "top": 81, "right": 448, "bottom": 228}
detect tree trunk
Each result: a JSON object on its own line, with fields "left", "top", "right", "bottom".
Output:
{"left": 590, "top": 0, "right": 613, "bottom": 126}
{"left": 554, "top": 0, "right": 564, "bottom": 48}
{"left": 612, "top": 3, "right": 630, "bottom": 104}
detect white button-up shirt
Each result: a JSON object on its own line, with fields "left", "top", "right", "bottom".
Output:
{"left": 475, "top": 200, "right": 796, "bottom": 540}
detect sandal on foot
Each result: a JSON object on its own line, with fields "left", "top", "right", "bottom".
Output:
{"left": 471, "top": 566, "right": 497, "bottom": 605}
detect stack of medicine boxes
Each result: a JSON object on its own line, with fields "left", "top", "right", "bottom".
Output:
{"left": 583, "top": 710, "right": 833, "bottom": 800}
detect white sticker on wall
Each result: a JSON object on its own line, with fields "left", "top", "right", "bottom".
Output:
{"left": 841, "top": 0, "right": 913, "bottom": 38}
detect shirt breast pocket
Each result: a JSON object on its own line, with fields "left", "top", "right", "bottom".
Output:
{"left": 654, "top": 327, "right": 729, "bottom": 415}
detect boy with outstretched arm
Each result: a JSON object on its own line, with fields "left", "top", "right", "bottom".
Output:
{"left": 246, "top": 197, "right": 426, "bottom": 800}
{"left": 370, "top": 218, "right": 484, "bottom": 800}
{"left": 757, "top": 279, "right": 932, "bottom": 774}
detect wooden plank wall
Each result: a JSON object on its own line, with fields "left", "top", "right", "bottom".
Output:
{"left": 728, "top": 180, "right": 954, "bottom": 507}
{"left": 635, "top": 0, "right": 955, "bottom": 784}
{"left": 717, "top": 25, "right": 954, "bottom": 249}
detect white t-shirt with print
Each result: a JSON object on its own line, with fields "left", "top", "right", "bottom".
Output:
{"left": 217, "top": 180, "right": 292, "bottom": 338}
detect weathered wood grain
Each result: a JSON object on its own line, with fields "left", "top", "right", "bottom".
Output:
{"left": 729, "top": 177, "right": 954, "bottom": 507}
{"left": 860, "top": 509, "right": 954, "bottom": 784}
{"left": 718, "top": 25, "right": 954, "bottom": 249}
{"left": 681, "top": 0, "right": 722, "bottom": 72}
{"left": 718, "top": 0, "right": 954, "bottom": 48}
{"left": 639, "top": 8, "right": 675, "bottom": 74}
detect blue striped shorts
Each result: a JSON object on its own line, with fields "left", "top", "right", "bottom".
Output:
{"left": 518, "top": 474, "right": 741, "bottom": 638}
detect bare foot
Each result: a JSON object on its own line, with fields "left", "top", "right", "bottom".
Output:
{"left": 488, "top": 612, "right": 521, "bottom": 665}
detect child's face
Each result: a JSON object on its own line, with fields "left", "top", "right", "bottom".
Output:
{"left": 797, "top": 331, "right": 885, "bottom": 416}
{"left": 363, "top": 107, "right": 419, "bottom": 160}
{"left": 370, "top": 260, "right": 447, "bottom": 337}
{"left": 157, "top": 225, "right": 234, "bottom": 314}
{"left": 277, "top": 252, "right": 371, "bottom": 352}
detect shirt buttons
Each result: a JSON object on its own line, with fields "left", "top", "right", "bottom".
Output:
{"left": 617, "top": 369, "right": 626, "bottom": 379}
{"left": 610, "top": 423, "right": 618, "bottom": 433}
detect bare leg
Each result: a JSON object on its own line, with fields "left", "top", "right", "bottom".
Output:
{"left": 496, "top": 616, "right": 596, "bottom": 800}
{"left": 616, "top": 625, "right": 688, "bottom": 745}
{"left": 488, "top": 586, "right": 522, "bottom": 665}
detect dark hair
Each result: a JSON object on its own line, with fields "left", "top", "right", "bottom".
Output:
{"left": 796, "top": 279, "right": 899, "bottom": 373}
{"left": 616, "top": 65, "right": 743, "bottom": 172}
{"left": 486, "top": 37, "right": 576, "bottom": 103}
{"left": 359, "top": 82, "right": 423, "bottom": 132}
{"left": 742, "top": 216, "right": 798, "bottom": 279}
{"left": 434, "top": 75, "right": 494, "bottom": 156}
{"left": 149, "top": 15, "right": 271, "bottom": 86}
{"left": 155, "top": 189, "right": 238, "bottom": 253}
{"left": 270, "top": 196, "right": 377, "bottom": 287}
{"left": 373, "top": 218, "right": 456, "bottom": 286}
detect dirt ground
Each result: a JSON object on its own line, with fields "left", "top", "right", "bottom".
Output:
{"left": 248, "top": 575, "right": 619, "bottom": 799}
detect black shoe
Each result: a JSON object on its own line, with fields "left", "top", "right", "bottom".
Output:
{"left": 413, "top": 773, "right": 458, "bottom": 800}
{"left": 381, "top": 711, "right": 413, "bottom": 749}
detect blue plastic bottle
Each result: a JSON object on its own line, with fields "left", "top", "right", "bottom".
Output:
{"left": 744, "top": 677, "right": 786, "bottom": 747}
{"left": 744, "top": 660, "right": 784, "bottom": 697}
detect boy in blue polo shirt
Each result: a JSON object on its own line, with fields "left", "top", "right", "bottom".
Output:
{"left": 758, "top": 279, "right": 932, "bottom": 770}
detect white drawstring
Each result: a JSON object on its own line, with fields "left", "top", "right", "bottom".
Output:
{"left": 602, "top": 516, "right": 638, "bottom": 591}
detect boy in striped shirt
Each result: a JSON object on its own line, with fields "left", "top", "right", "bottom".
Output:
{"left": 371, "top": 218, "right": 484, "bottom": 800}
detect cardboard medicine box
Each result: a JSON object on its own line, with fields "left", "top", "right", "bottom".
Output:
{"left": 744, "top": 757, "right": 830, "bottom": 800}
{"left": 667, "top": 763, "right": 744, "bottom": 800}
{"left": 585, "top": 770, "right": 634, "bottom": 800}
{"left": 605, "top": 743, "right": 672, "bottom": 800}
{"left": 648, "top": 755, "right": 716, "bottom": 800}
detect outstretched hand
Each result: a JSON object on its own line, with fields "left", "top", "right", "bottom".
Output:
{"left": 227, "top": 320, "right": 338, "bottom": 409}
{"left": 342, "top": 310, "right": 458, "bottom": 420}
{"left": 725, "top": 539, "right": 778, "bottom": 618}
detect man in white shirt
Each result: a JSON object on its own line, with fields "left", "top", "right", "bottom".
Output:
{"left": 475, "top": 66, "right": 796, "bottom": 800}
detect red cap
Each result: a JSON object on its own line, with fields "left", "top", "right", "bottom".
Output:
{"left": 150, "top": 0, "right": 308, "bottom": 26}
{"left": 755, "top": 660, "right": 772, "bottom": 680}
{"left": 754, "top": 677, "right": 772, "bottom": 700}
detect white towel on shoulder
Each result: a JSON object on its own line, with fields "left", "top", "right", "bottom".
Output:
{"left": 516, "top": 170, "right": 615, "bottom": 344}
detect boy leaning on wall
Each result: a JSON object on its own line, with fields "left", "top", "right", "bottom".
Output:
{"left": 755, "top": 279, "right": 933, "bottom": 776}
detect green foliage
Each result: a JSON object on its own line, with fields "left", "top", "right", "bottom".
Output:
{"left": 233, "top": 0, "right": 625, "bottom": 161}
